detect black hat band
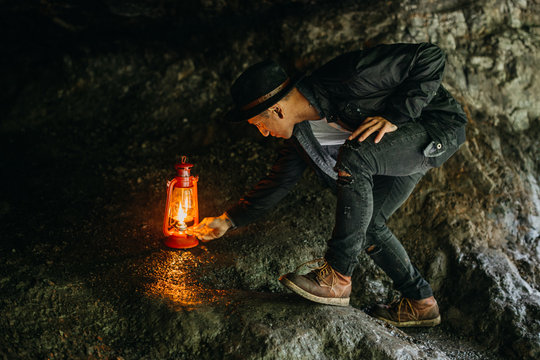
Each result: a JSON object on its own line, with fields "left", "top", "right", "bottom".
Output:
{"left": 241, "top": 78, "right": 291, "bottom": 111}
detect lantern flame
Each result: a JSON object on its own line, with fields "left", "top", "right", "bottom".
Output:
{"left": 176, "top": 205, "right": 187, "bottom": 224}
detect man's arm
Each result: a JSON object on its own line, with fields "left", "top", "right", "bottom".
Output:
{"left": 188, "top": 140, "right": 307, "bottom": 241}
{"left": 226, "top": 139, "right": 307, "bottom": 227}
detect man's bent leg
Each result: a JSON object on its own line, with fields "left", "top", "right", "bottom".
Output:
{"left": 365, "top": 175, "right": 440, "bottom": 326}
{"left": 324, "top": 167, "right": 374, "bottom": 276}
{"left": 325, "top": 122, "right": 431, "bottom": 276}
{"left": 366, "top": 174, "right": 432, "bottom": 300}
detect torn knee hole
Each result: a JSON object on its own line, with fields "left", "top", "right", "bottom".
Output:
{"left": 337, "top": 170, "right": 353, "bottom": 185}
{"left": 365, "top": 245, "right": 379, "bottom": 254}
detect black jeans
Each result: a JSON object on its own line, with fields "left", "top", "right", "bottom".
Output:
{"left": 325, "top": 122, "right": 446, "bottom": 300}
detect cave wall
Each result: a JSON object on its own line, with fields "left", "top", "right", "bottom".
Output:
{"left": 1, "top": 0, "right": 539, "bottom": 359}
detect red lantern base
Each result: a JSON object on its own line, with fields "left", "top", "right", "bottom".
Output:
{"left": 164, "top": 235, "right": 199, "bottom": 249}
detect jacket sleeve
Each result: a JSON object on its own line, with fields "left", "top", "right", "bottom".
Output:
{"left": 225, "top": 139, "right": 307, "bottom": 227}
{"left": 386, "top": 43, "right": 446, "bottom": 123}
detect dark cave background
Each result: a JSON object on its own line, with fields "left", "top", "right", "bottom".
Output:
{"left": 1, "top": 1, "right": 539, "bottom": 359}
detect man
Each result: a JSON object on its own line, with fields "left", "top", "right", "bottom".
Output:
{"left": 188, "top": 43, "right": 467, "bottom": 327}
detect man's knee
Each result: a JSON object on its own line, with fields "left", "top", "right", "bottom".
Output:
{"left": 336, "top": 144, "right": 375, "bottom": 181}
{"left": 336, "top": 168, "right": 354, "bottom": 186}
{"left": 366, "top": 223, "right": 391, "bottom": 244}
{"left": 365, "top": 244, "right": 378, "bottom": 254}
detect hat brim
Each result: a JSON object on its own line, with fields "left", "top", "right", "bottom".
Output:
{"left": 224, "top": 74, "right": 305, "bottom": 123}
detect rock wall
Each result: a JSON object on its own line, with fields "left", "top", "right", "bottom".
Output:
{"left": 1, "top": 0, "right": 539, "bottom": 359}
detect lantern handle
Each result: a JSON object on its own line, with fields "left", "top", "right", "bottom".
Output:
{"left": 181, "top": 155, "right": 188, "bottom": 164}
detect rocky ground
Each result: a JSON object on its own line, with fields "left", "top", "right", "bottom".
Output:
{"left": 1, "top": 0, "right": 539, "bottom": 359}
{"left": 0, "top": 137, "right": 505, "bottom": 359}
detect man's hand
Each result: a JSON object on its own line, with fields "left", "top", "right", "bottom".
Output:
{"left": 348, "top": 116, "right": 398, "bottom": 143}
{"left": 185, "top": 213, "right": 234, "bottom": 242}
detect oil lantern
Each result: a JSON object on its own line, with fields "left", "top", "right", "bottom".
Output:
{"left": 163, "top": 156, "right": 199, "bottom": 249}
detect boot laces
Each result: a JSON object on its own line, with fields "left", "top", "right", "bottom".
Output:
{"left": 389, "top": 297, "right": 418, "bottom": 322}
{"left": 294, "top": 258, "right": 336, "bottom": 288}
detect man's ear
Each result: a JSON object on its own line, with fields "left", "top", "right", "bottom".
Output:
{"left": 272, "top": 104, "right": 284, "bottom": 119}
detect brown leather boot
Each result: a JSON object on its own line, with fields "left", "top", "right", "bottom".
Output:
{"left": 279, "top": 259, "right": 351, "bottom": 306}
{"left": 371, "top": 296, "right": 441, "bottom": 327}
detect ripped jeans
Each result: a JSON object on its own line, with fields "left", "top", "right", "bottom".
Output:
{"left": 325, "top": 122, "right": 446, "bottom": 300}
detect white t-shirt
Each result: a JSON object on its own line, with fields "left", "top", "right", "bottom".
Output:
{"left": 309, "top": 118, "right": 351, "bottom": 146}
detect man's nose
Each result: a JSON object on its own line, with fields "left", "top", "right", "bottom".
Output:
{"left": 259, "top": 128, "right": 270, "bottom": 137}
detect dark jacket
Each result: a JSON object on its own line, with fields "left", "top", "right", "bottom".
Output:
{"left": 227, "top": 43, "right": 467, "bottom": 227}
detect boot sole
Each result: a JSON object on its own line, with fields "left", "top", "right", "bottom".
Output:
{"left": 374, "top": 315, "right": 441, "bottom": 327}
{"left": 279, "top": 277, "right": 350, "bottom": 306}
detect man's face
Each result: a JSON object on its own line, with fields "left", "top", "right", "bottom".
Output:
{"left": 247, "top": 108, "right": 294, "bottom": 139}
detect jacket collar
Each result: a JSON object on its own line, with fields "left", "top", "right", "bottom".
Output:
{"left": 296, "top": 76, "right": 339, "bottom": 123}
